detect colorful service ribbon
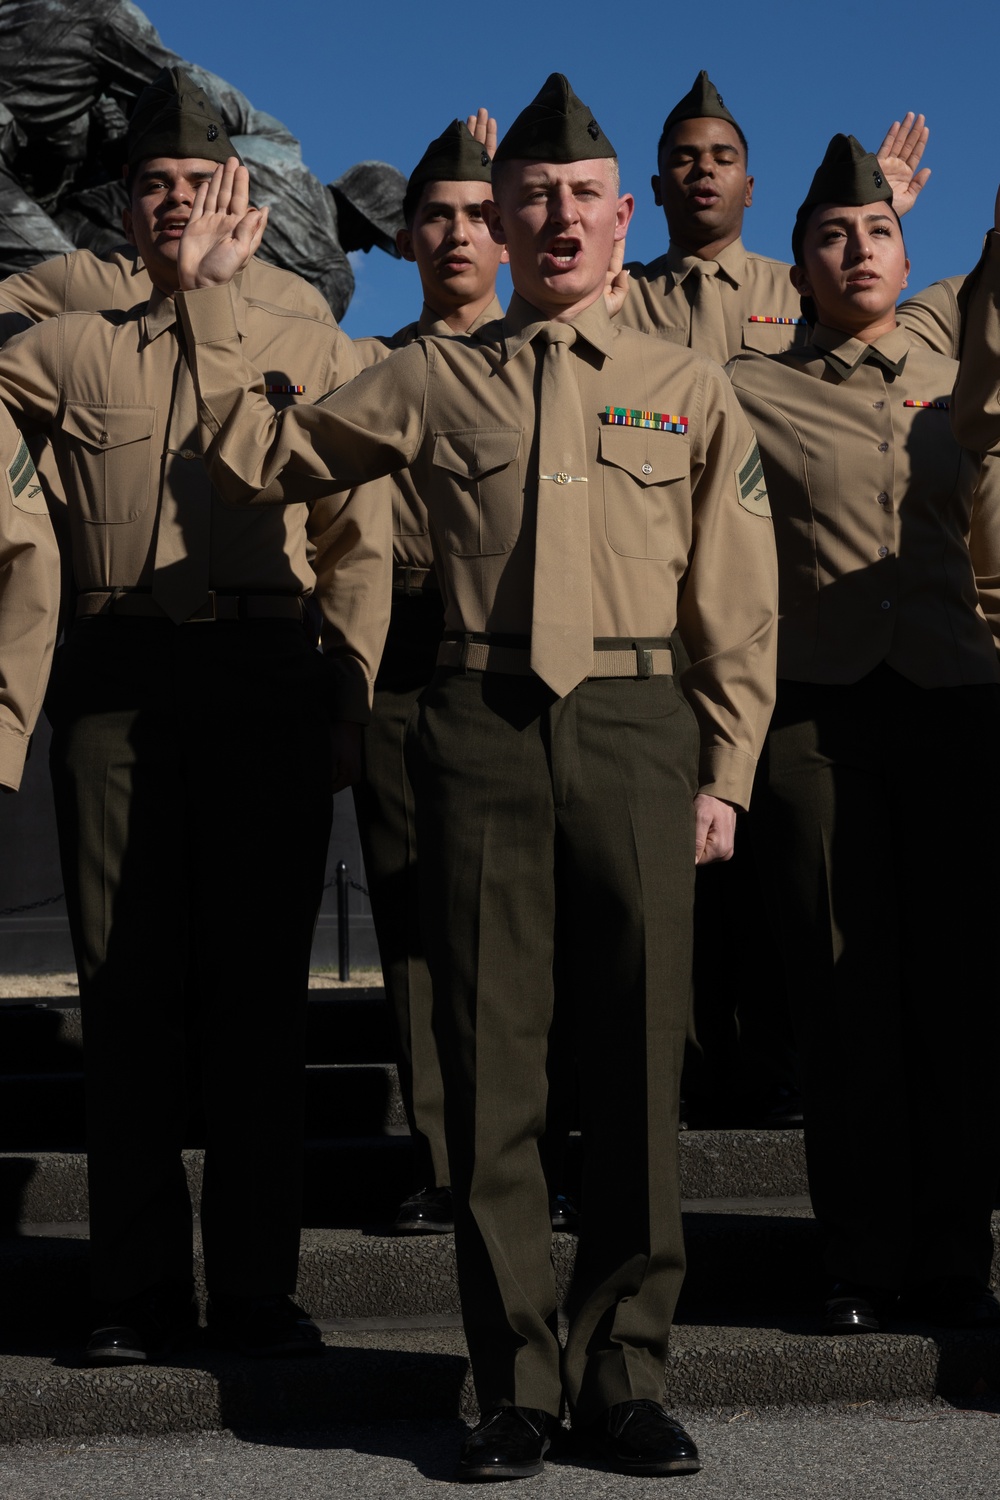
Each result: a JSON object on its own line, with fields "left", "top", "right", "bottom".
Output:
{"left": 602, "top": 406, "right": 688, "bottom": 434}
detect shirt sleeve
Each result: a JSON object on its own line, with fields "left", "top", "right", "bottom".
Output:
{"left": 897, "top": 276, "right": 963, "bottom": 358}
{"left": 178, "top": 284, "right": 427, "bottom": 502}
{"left": 677, "top": 361, "right": 779, "bottom": 808}
{"left": 953, "top": 234, "right": 1000, "bottom": 452}
{"left": 0, "top": 255, "right": 73, "bottom": 344}
{"left": 968, "top": 446, "right": 1000, "bottom": 653}
{"left": 0, "top": 406, "right": 60, "bottom": 790}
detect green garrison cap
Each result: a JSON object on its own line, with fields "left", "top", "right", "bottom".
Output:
{"left": 792, "top": 133, "right": 891, "bottom": 258}
{"left": 493, "top": 73, "right": 616, "bottom": 165}
{"left": 660, "top": 70, "right": 741, "bottom": 140}
{"left": 127, "top": 67, "right": 237, "bottom": 168}
{"left": 402, "top": 119, "right": 493, "bottom": 223}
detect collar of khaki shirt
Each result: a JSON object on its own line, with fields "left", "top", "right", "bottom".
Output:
{"left": 665, "top": 235, "right": 747, "bottom": 290}
{"left": 812, "top": 322, "right": 911, "bottom": 379}
{"left": 415, "top": 296, "right": 504, "bottom": 341}
{"left": 142, "top": 279, "right": 249, "bottom": 345}
{"left": 500, "top": 291, "right": 616, "bottom": 363}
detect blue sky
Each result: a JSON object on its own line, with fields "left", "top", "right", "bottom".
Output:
{"left": 141, "top": 0, "right": 1000, "bottom": 337}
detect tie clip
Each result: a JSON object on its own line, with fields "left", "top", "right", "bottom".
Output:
{"left": 539, "top": 472, "right": 587, "bottom": 484}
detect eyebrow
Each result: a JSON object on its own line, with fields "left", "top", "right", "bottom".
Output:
{"left": 817, "top": 212, "right": 895, "bottom": 229}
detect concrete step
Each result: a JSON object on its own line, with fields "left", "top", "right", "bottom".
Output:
{"left": 0, "top": 992, "right": 395, "bottom": 1072}
{"left": 0, "top": 1063, "right": 409, "bottom": 1150}
{"left": 0, "top": 1131, "right": 811, "bottom": 1228}
{"left": 3, "top": 1213, "right": 999, "bottom": 1333}
{"left": 2, "top": 1318, "right": 999, "bottom": 1445}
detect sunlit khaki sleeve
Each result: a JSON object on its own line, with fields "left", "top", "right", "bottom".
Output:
{"left": 0, "top": 405, "right": 60, "bottom": 790}
{"left": 897, "top": 275, "right": 965, "bottom": 359}
{"left": 967, "top": 447, "right": 1000, "bottom": 652}
{"left": 953, "top": 234, "right": 1000, "bottom": 451}
{"left": 0, "top": 255, "right": 74, "bottom": 343}
{"left": 676, "top": 361, "right": 779, "bottom": 806}
{"left": 179, "top": 285, "right": 427, "bottom": 501}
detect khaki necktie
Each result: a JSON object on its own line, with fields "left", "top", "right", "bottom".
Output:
{"left": 151, "top": 328, "right": 213, "bottom": 622}
{"left": 530, "top": 324, "right": 593, "bottom": 697}
{"left": 686, "top": 259, "right": 731, "bottom": 367}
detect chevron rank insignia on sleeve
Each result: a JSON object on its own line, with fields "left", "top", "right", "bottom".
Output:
{"left": 5, "top": 436, "right": 46, "bottom": 514}
{"left": 736, "top": 438, "right": 770, "bottom": 516}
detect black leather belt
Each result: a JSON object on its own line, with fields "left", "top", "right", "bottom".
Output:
{"left": 436, "top": 633, "right": 673, "bottom": 678}
{"left": 75, "top": 589, "right": 306, "bottom": 623}
{"left": 392, "top": 565, "right": 438, "bottom": 596}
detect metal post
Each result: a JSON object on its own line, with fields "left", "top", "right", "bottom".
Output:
{"left": 336, "top": 860, "right": 350, "bottom": 981}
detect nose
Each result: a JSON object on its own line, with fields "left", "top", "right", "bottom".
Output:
{"left": 549, "top": 185, "right": 579, "bottom": 228}
{"left": 448, "top": 213, "right": 471, "bottom": 245}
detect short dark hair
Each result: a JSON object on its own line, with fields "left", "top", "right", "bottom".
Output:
{"left": 656, "top": 120, "right": 748, "bottom": 171}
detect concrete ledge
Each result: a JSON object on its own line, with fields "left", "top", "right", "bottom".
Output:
{"left": 2, "top": 1320, "right": 999, "bottom": 1445}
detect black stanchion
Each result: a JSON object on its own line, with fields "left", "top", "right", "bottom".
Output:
{"left": 336, "top": 860, "right": 350, "bottom": 981}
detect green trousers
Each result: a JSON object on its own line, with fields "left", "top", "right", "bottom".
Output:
{"left": 409, "top": 667, "right": 699, "bottom": 1421}
{"left": 353, "top": 589, "right": 450, "bottom": 1190}
{"left": 47, "top": 618, "right": 332, "bottom": 1303}
{"left": 749, "top": 665, "right": 1000, "bottom": 1291}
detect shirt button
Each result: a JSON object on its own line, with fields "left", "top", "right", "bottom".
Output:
{"left": 877, "top": 546, "right": 889, "bottom": 558}
{"left": 877, "top": 492, "right": 889, "bottom": 506}
{"left": 641, "top": 462, "right": 652, "bottom": 475}
{"left": 881, "top": 600, "right": 891, "bottom": 609}
{"left": 877, "top": 441, "right": 889, "bottom": 452}
{"left": 873, "top": 400, "right": 884, "bottom": 410}
{"left": 99, "top": 431, "right": 109, "bottom": 446}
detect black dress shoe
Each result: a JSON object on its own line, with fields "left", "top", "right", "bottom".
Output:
{"left": 456, "top": 1406, "right": 554, "bottom": 1481}
{"left": 205, "top": 1294, "right": 324, "bottom": 1357}
{"left": 549, "top": 1194, "right": 580, "bottom": 1234}
{"left": 85, "top": 1283, "right": 199, "bottom": 1366}
{"left": 904, "top": 1277, "right": 1000, "bottom": 1329}
{"left": 393, "top": 1186, "right": 455, "bottom": 1235}
{"left": 822, "top": 1282, "right": 896, "bottom": 1335}
{"left": 588, "top": 1400, "right": 700, "bottom": 1476}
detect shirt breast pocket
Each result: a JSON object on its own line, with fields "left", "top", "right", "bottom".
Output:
{"left": 599, "top": 424, "right": 691, "bottom": 559}
{"left": 59, "top": 403, "right": 156, "bottom": 524}
{"left": 431, "top": 427, "right": 522, "bottom": 556}
{"left": 741, "top": 319, "right": 809, "bottom": 355}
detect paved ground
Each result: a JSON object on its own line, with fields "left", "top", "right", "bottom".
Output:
{"left": 0, "top": 968, "right": 384, "bottom": 999}
{"left": 1, "top": 1401, "right": 999, "bottom": 1500}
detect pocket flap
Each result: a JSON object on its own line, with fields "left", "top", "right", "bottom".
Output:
{"left": 433, "top": 427, "right": 520, "bottom": 479}
{"left": 60, "top": 403, "right": 156, "bottom": 452}
{"left": 598, "top": 424, "right": 690, "bottom": 485}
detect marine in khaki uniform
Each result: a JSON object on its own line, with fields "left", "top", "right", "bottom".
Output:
{"left": 175, "top": 74, "right": 778, "bottom": 1480}
{"left": 0, "top": 68, "right": 389, "bottom": 1364}
{"left": 621, "top": 70, "right": 951, "bottom": 360}
{"left": 727, "top": 133, "right": 1000, "bottom": 1337}
{"left": 350, "top": 115, "right": 504, "bottom": 1235}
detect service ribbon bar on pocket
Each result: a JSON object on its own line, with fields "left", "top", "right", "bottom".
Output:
{"left": 265, "top": 384, "right": 307, "bottom": 394}
{"left": 603, "top": 406, "right": 688, "bottom": 434}
{"left": 903, "top": 399, "right": 949, "bottom": 409}
{"left": 748, "top": 315, "right": 808, "bottom": 326}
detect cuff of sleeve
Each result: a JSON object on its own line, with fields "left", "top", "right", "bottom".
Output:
{"left": 324, "top": 653, "right": 373, "bottom": 726}
{"left": 176, "top": 283, "right": 240, "bottom": 346}
{"left": 0, "top": 724, "right": 28, "bottom": 791}
{"left": 697, "top": 744, "right": 758, "bottom": 813}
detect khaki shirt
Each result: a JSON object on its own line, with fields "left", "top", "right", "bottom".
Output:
{"left": 897, "top": 275, "right": 965, "bottom": 359}
{"left": 953, "top": 233, "right": 1000, "bottom": 453}
{"left": 0, "top": 282, "right": 388, "bottom": 740}
{"left": 728, "top": 324, "right": 1000, "bottom": 687}
{"left": 181, "top": 285, "right": 778, "bottom": 810}
{"left": 353, "top": 297, "right": 503, "bottom": 572}
{"left": 621, "top": 237, "right": 810, "bottom": 360}
{"left": 0, "top": 404, "right": 60, "bottom": 789}
{"left": 621, "top": 235, "right": 964, "bottom": 364}
{"left": 0, "top": 246, "right": 335, "bottom": 343}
